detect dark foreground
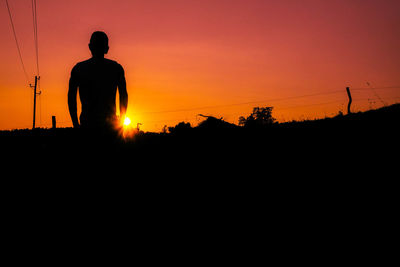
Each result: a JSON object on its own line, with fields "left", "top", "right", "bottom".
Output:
{"left": 1, "top": 105, "right": 398, "bottom": 253}
{"left": 2, "top": 104, "right": 398, "bottom": 174}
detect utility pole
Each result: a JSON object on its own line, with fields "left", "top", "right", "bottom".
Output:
{"left": 30, "top": 76, "right": 40, "bottom": 129}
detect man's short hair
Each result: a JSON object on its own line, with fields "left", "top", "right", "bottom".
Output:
{"left": 90, "top": 31, "right": 108, "bottom": 46}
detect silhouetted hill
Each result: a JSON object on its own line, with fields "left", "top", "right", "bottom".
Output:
{"left": 2, "top": 105, "right": 398, "bottom": 224}
{"left": 1, "top": 103, "right": 398, "bottom": 176}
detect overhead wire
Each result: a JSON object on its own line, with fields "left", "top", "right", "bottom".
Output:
{"left": 31, "top": 0, "right": 41, "bottom": 125}
{"left": 32, "top": 0, "right": 39, "bottom": 76}
{"left": 36, "top": 88, "right": 400, "bottom": 129}
{"left": 6, "top": 0, "right": 42, "bottom": 127}
{"left": 5, "top": 0, "right": 30, "bottom": 84}
{"left": 351, "top": 86, "right": 400, "bottom": 91}
{"left": 352, "top": 85, "right": 400, "bottom": 108}
{"left": 140, "top": 86, "right": 399, "bottom": 117}
{"left": 141, "top": 89, "right": 344, "bottom": 114}
{"left": 137, "top": 86, "right": 400, "bottom": 129}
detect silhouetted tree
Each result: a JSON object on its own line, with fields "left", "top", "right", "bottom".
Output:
{"left": 239, "top": 107, "right": 275, "bottom": 128}
{"left": 168, "top": 122, "right": 192, "bottom": 134}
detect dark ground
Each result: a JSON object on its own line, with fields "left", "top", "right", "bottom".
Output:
{"left": 1, "top": 105, "right": 398, "bottom": 253}
{"left": 1, "top": 104, "right": 398, "bottom": 175}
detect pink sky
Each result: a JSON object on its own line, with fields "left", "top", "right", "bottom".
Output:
{"left": 1, "top": 0, "right": 399, "bottom": 131}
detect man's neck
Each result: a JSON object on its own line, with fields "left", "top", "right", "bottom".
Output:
{"left": 92, "top": 55, "right": 105, "bottom": 60}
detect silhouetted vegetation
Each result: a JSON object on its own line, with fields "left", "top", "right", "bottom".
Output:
{"left": 197, "top": 114, "right": 237, "bottom": 130}
{"left": 238, "top": 107, "right": 276, "bottom": 128}
{"left": 168, "top": 122, "right": 192, "bottom": 134}
{"left": 1, "top": 104, "right": 399, "bottom": 174}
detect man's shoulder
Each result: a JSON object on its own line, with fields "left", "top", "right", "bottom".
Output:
{"left": 72, "top": 58, "right": 124, "bottom": 73}
{"left": 72, "top": 59, "right": 91, "bottom": 71}
{"left": 104, "top": 59, "right": 124, "bottom": 74}
{"left": 104, "top": 58, "right": 123, "bottom": 69}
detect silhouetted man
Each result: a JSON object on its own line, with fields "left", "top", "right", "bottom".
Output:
{"left": 68, "top": 31, "right": 128, "bottom": 130}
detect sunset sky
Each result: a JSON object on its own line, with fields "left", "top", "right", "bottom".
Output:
{"left": 1, "top": 0, "right": 399, "bottom": 131}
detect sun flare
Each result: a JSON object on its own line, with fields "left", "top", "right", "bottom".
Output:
{"left": 123, "top": 117, "right": 131, "bottom": 126}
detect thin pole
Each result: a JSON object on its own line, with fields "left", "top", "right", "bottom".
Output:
{"left": 52, "top": 116, "right": 56, "bottom": 129}
{"left": 346, "top": 87, "right": 352, "bottom": 114}
{"left": 33, "top": 76, "right": 38, "bottom": 129}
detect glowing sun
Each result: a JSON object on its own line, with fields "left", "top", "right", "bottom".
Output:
{"left": 123, "top": 117, "right": 131, "bottom": 126}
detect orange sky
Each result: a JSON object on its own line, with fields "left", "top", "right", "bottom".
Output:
{"left": 1, "top": 0, "right": 400, "bottom": 131}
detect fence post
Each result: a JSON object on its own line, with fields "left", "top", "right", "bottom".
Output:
{"left": 346, "top": 87, "right": 352, "bottom": 114}
{"left": 52, "top": 116, "right": 56, "bottom": 129}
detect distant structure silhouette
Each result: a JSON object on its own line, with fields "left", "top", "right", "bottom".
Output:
{"left": 68, "top": 31, "right": 128, "bottom": 130}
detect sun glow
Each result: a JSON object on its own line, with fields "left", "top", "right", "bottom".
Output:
{"left": 123, "top": 117, "right": 131, "bottom": 126}
{"left": 120, "top": 116, "right": 136, "bottom": 140}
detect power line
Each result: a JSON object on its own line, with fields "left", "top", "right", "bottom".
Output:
{"left": 31, "top": 0, "right": 41, "bottom": 128}
{"left": 278, "top": 100, "right": 343, "bottom": 110}
{"left": 5, "top": 0, "right": 30, "bottom": 84}
{"left": 140, "top": 87, "right": 400, "bottom": 116}
{"left": 141, "top": 89, "right": 344, "bottom": 114}
{"left": 32, "top": 0, "right": 39, "bottom": 76}
{"left": 352, "top": 86, "right": 400, "bottom": 91}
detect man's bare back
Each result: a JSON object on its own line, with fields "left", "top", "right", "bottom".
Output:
{"left": 68, "top": 31, "right": 128, "bottom": 130}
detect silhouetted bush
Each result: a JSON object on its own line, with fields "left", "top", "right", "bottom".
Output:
{"left": 239, "top": 107, "right": 276, "bottom": 128}
{"left": 168, "top": 122, "right": 192, "bottom": 134}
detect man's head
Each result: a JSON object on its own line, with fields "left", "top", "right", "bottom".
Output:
{"left": 89, "top": 31, "right": 109, "bottom": 58}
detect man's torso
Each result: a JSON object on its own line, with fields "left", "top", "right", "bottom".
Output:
{"left": 71, "top": 58, "right": 123, "bottom": 127}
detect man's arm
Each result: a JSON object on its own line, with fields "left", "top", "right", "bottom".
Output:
{"left": 68, "top": 73, "right": 80, "bottom": 128}
{"left": 118, "top": 66, "right": 128, "bottom": 120}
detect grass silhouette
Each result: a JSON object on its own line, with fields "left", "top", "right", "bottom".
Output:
{"left": 2, "top": 104, "right": 398, "bottom": 221}
{"left": 1, "top": 103, "right": 398, "bottom": 173}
